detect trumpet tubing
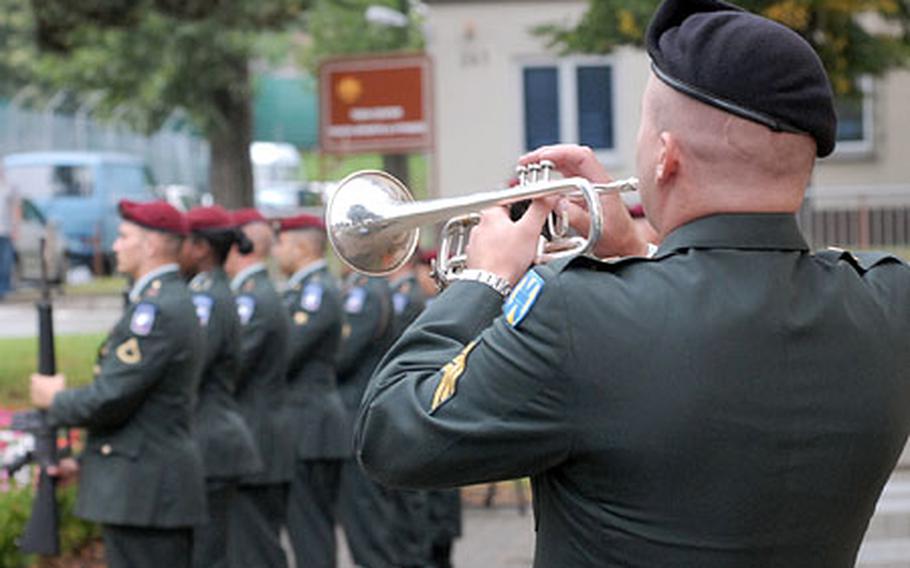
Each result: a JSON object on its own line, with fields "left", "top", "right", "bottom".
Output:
{"left": 325, "top": 168, "right": 638, "bottom": 278}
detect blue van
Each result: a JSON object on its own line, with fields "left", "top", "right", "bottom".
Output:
{"left": 3, "top": 152, "right": 155, "bottom": 267}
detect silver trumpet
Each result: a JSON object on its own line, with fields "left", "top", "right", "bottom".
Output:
{"left": 326, "top": 160, "right": 638, "bottom": 285}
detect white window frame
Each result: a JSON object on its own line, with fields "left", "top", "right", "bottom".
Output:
{"left": 517, "top": 55, "right": 620, "bottom": 166}
{"left": 831, "top": 75, "right": 874, "bottom": 158}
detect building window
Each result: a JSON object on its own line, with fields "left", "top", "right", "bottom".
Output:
{"left": 832, "top": 76, "right": 873, "bottom": 156}
{"left": 523, "top": 67, "right": 560, "bottom": 150}
{"left": 576, "top": 65, "right": 614, "bottom": 150}
{"left": 522, "top": 58, "right": 615, "bottom": 154}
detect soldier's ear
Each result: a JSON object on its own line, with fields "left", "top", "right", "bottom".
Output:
{"left": 656, "top": 132, "right": 680, "bottom": 184}
{"left": 235, "top": 229, "right": 254, "bottom": 255}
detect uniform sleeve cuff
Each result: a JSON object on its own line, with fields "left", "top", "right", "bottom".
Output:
{"left": 424, "top": 280, "right": 505, "bottom": 343}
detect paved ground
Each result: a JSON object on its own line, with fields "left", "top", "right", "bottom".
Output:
{"left": 0, "top": 293, "right": 122, "bottom": 337}
{"left": 330, "top": 505, "right": 535, "bottom": 568}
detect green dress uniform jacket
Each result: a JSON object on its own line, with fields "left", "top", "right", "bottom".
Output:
{"left": 390, "top": 274, "right": 427, "bottom": 339}
{"left": 337, "top": 274, "right": 399, "bottom": 568}
{"left": 282, "top": 262, "right": 351, "bottom": 459}
{"left": 232, "top": 265, "right": 294, "bottom": 484}
{"left": 356, "top": 214, "right": 910, "bottom": 568}
{"left": 190, "top": 268, "right": 262, "bottom": 479}
{"left": 49, "top": 267, "right": 208, "bottom": 527}
{"left": 337, "top": 274, "right": 395, "bottom": 413}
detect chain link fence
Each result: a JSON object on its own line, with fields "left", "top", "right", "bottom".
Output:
{"left": 0, "top": 97, "right": 209, "bottom": 190}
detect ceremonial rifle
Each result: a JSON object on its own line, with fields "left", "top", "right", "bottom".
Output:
{"left": 5, "top": 238, "right": 62, "bottom": 555}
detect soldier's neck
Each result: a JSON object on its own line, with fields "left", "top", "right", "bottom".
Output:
{"left": 136, "top": 258, "right": 178, "bottom": 281}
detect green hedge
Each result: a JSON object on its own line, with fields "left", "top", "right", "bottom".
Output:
{"left": 0, "top": 483, "right": 99, "bottom": 568}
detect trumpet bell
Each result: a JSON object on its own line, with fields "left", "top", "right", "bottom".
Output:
{"left": 326, "top": 170, "right": 420, "bottom": 275}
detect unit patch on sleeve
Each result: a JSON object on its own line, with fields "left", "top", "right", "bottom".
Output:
{"left": 502, "top": 270, "right": 545, "bottom": 328}
{"left": 116, "top": 337, "right": 142, "bottom": 365}
{"left": 392, "top": 292, "right": 409, "bottom": 314}
{"left": 192, "top": 294, "right": 214, "bottom": 326}
{"left": 236, "top": 295, "right": 256, "bottom": 326}
{"left": 130, "top": 303, "right": 158, "bottom": 336}
{"left": 344, "top": 287, "right": 366, "bottom": 314}
{"left": 302, "top": 282, "right": 324, "bottom": 312}
{"left": 430, "top": 340, "right": 479, "bottom": 413}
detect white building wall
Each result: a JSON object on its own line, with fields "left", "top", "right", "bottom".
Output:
{"left": 425, "top": 1, "right": 910, "bottom": 206}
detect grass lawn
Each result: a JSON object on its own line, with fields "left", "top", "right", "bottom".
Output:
{"left": 64, "top": 276, "right": 128, "bottom": 297}
{"left": 303, "top": 153, "right": 430, "bottom": 199}
{"left": 879, "top": 246, "right": 910, "bottom": 261}
{"left": 0, "top": 333, "right": 105, "bottom": 408}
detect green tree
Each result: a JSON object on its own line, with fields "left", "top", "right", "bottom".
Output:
{"left": 297, "top": 0, "right": 424, "bottom": 73}
{"left": 5, "top": 0, "right": 312, "bottom": 207}
{"left": 536, "top": 0, "right": 910, "bottom": 95}
{"left": 296, "top": 0, "right": 426, "bottom": 186}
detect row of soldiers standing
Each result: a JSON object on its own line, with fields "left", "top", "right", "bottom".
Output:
{"left": 27, "top": 199, "right": 461, "bottom": 568}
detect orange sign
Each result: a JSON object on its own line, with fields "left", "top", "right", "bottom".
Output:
{"left": 319, "top": 54, "right": 433, "bottom": 154}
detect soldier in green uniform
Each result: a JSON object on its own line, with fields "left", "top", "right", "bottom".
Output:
{"left": 224, "top": 208, "right": 293, "bottom": 568}
{"left": 385, "top": 256, "right": 432, "bottom": 568}
{"left": 178, "top": 205, "right": 264, "bottom": 568}
{"left": 355, "top": 1, "right": 910, "bottom": 567}
{"left": 30, "top": 200, "right": 207, "bottom": 568}
{"left": 271, "top": 213, "right": 350, "bottom": 568}
{"left": 337, "top": 269, "right": 398, "bottom": 568}
{"left": 413, "top": 251, "right": 463, "bottom": 568}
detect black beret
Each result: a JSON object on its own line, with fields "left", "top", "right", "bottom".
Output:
{"left": 646, "top": 0, "right": 837, "bottom": 157}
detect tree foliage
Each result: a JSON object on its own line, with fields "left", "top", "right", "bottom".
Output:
{"left": 536, "top": 0, "right": 910, "bottom": 94}
{"left": 0, "top": 0, "right": 312, "bottom": 207}
{"left": 298, "top": 0, "right": 425, "bottom": 73}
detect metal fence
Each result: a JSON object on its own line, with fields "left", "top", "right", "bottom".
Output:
{"left": 0, "top": 97, "right": 209, "bottom": 190}
{"left": 800, "top": 184, "right": 910, "bottom": 251}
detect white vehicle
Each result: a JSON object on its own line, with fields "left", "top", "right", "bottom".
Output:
{"left": 251, "top": 142, "right": 321, "bottom": 214}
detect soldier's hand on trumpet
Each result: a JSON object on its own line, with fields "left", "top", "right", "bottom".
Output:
{"left": 520, "top": 144, "right": 651, "bottom": 259}
{"left": 465, "top": 196, "right": 560, "bottom": 287}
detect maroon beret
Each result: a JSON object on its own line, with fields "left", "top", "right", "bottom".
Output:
{"left": 417, "top": 248, "right": 438, "bottom": 265}
{"left": 627, "top": 203, "right": 646, "bottom": 219}
{"left": 186, "top": 205, "right": 234, "bottom": 232}
{"left": 231, "top": 208, "right": 267, "bottom": 227}
{"left": 276, "top": 214, "right": 325, "bottom": 233}
{"left": 119, "top": 199, "right": 188, "bottom": 236}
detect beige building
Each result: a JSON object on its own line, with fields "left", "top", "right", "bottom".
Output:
{"left": 423, "top": 0, "right": 910, "bottom": 247}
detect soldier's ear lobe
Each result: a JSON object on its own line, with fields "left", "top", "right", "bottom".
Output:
{"left": 655, "top": 132, "right": 679, "bottom": 183}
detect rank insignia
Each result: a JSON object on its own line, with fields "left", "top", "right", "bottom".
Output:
{"left": 236, "top": 295, "right": 256, "bottom": 325}
{"left": 302, "top": 283, "right": 324, "bottom": 312}
{"left": 130, "top": 303, "right": 157, "bottom": 336}
{"left": 344, "top": 287, "right": 366, "bottom": 314}
{"left": 192, "top": 294, "right": 214, "bottom": 326}
{"left": 430, "top": 341, "right": 478, "bottom": 413}
{"left": 502, "top": 270, "right": 544, "bottom": 328}
{"left": 116, "top": 337, "right": 142, "bottom": 365}
{"left": 190, "top": 274, "right": 212, "bottom": 292}
{"left": 392, "top": 292, "right": 409, "bottom": 314}
{"left": 294, "top": 311, "right": 309, "bottom": 326}
{"left": 342, "top": 323, "right": 352, "bottom": 339}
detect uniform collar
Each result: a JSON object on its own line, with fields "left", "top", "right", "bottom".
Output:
{"left": 656, "top": 213, "right": 809, "bottom": 256}
{"left": 129, "top": 264, "right": 179, "bottom": 303}
{"left": 288, "top": 259, "right": 327, "bottom": 289}
{"left": 230, "top": 262, "right": 267, "bottom": 293}
{"left": 190, "top": 267, "right": 227, "bottom": 289}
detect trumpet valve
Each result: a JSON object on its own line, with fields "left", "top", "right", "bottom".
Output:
{"left": 539, "top": 160, "right": 555, "bottom": 182}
